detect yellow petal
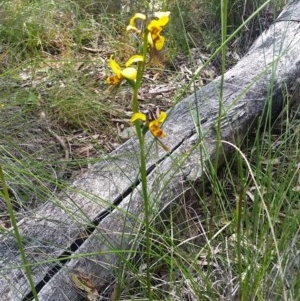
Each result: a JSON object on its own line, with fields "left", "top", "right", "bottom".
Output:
{"left": 129, "top": 13, "right": 147, "bottom": 27}
{"left": 147, "top": 32, "right": 154, "bottom": 47}
{"left": 106, "top": 75, "right": 121, "bottom": 85}
{"left": 125, "top": 55, "right": 144, "bottom": 67}
{"left": 126, "top": 25, "right": 139, "bottom": 33}
{"left": 153, "top": 12, "right": 170, "bottom": 27}
{"left": 131, "top": 112, "right": 147, "bottom": 123}
{"left": 149, "top": 123, "right": 166, "bottom": 138}
{"left": 156, "top": 129, "right": 166, "bottom": 138}
{"left": 121, "top": 67, "right": 137, "bottom": 80}
{"left": 154, "top": 11, "right": 171, "bottom": 19}
{"left": 109, "top": 56, "right": 121, "bottom": 77}
{"left": 147, "top": 20, "right": 163, "bottom": 33}
{"left": 157, "top": 111, "right": 167, "bottom": 122}
{"left": 154, "top": 36, "right": 165, "bottom": 50}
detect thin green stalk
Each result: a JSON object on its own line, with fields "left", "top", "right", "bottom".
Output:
{"left": 139, "top": 133, "right": 153, "bottom": 300}
{"left": 221, "top": 140, "right": 287, "bottom": 301}
{"left": 0, "top": 165, "right": 39, "bottom": 301}
{"left": 236, "top": 151, "right": 245, "bottom": 301}
{"left": 210, "top": 0, "right": 228, "bottom": 237}
{"left": 132, "top": 91, "right": 153, "bottom": 300}
{"left": 132, "top": 33, "right": 153, "bottom": 297}
{"left": 135, "top": 31, "right": 149, "bottom": 93}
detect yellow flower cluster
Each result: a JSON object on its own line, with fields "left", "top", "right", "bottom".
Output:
{"left": 106, "top": 55, "right": 144, "bottom": 85}
{"left": 131, "top": 111, "right": 167, "bottom": 138}
{"left": 107, "top": 11, "right": 170, "bottom": 87}
{"left": 127, "top": 12, "right": 170, "bottom": 51}
{"left": 106, "top": 12, "right": 170, "bottom": 141}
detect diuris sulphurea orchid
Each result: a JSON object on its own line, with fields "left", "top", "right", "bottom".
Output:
{"left": 106, "top": 11, "right": 170, "bottom": 152}
{"left": 131, "top": 109, "right": 169, "bottom": 151}
{"left": 106, "top": 55, "right": 144, "bottom": 85}
{"left": 126, "top": 11, "right": 170, "bottom": 51}
{"left": 147, "top": 12, "right": 170, "bottom": 50}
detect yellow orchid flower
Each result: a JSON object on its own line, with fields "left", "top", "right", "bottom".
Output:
{"left": 131, "top": 112, "right": 147, "bottom": 123}
{"left": 147, "top": 11, "right": 170, "bottom": 50}
{"left": 131, "top": 111, "right": 167, "bottom": 138}
{"left": 106, "top": 55, "right": 144, "bottom": 85}
{"left": 126, "top": 13, "right": 147, "bottom": 33}
{"left": 126, "top": 12, "right": 170, "bottom": 51}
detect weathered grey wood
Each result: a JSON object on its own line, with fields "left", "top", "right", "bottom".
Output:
{"left": 1, "top": 1, "right": 300, "bottom": 300}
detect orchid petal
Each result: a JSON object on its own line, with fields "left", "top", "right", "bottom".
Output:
{"left": 149, "top": 122, "right": 166, "bottom": 138}
{"left": 129, "top": 13, "right": 146, "bottom": 27}
{"left": 154, "top": 36, "right": 165, "bottom": 50}
{"left": 154, "top": 11, "right": 171, "bottom": 19}
{"left": 121, "top": 67, "right": 137, "bottom": 80}
{"left": 126, "top": 25, "right": 140, "bottom": 33}
{"left": 125, "top": 55, "right": 144, "bottom": 67}
{"left": 131, "top": 112, "right": 147, "bottom": 123}
{"left": 127, "top": 13, "right": 147, "bottom": 32}
{"left": 109, "top": 56, "right": 122, "bottom": 78}
{"left": 106, "top": 75, "right": 121, "bottom": 85}
{"left": 147, "top": 32, "right": 154, "bottom": 47}
{"left": 157, "top": 111, "right": 167, "bottom": 122}
{"left": 147, "top": 20, "right": 163, "bottom": 33}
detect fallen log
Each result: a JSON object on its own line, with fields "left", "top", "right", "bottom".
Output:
{"left": 0, "top": 1, "right": 300, "bottom": 300}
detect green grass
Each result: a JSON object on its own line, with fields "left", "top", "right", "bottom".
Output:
{"left": 1, "top": 0, "right": 299, "bottom": 300}
{"left": 116, "top": 105, "right": 300, "bottom": 300}
{"left": 112, "top": 1, "right": 299, "bottom": 300}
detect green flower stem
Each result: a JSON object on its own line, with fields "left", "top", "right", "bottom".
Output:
{"left": 137, "top": 130, "right": 153, "bottom": 301}
{"left": 135, "top": 29, "right": 149, "bottom": 94}
{"left": 0, "top": 165, "right": 39, "bottom": 301}
{"left": 132, "top": 41, "right": 153, "bottom": 299}
{"left": 132, "top": 106, "right": 153, "bottom": 300}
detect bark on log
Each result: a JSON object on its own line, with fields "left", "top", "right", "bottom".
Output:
{"left": 1, "top": 1, "right": 300, "bottom": 300}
